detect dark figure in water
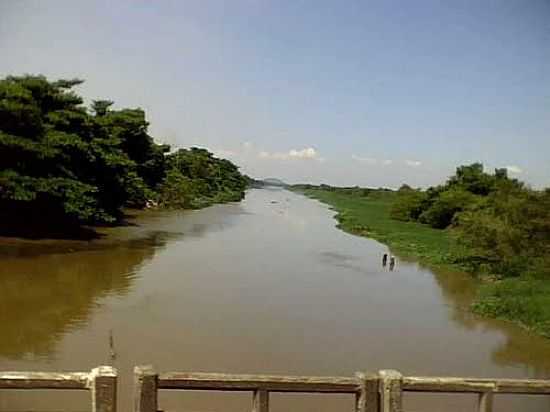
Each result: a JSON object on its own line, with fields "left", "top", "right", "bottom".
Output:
{"left": 389, "top": 256, "right": 396, "bottom": 271}
{"left": 382, "top": 253, "right": 388, "bottom": 267}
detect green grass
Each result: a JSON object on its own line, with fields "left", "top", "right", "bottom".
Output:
{"left": 297, "top": 187, "right": 550, "bottom": 338}
{"left": 300, "top": 188, "right": 459, "bottom": 269}
{"left": 473, "top": 279, "right": 550, "bottom": 337}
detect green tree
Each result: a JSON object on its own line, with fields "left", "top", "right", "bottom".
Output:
{"left": 456, "top": 183, "right": 550, "bottom": 278}
{"left": 160, "top": 148, "right": 247, "bottom": 209}
{"left": 390, "top": 188, "right": 428, "bottom": 221}
{"left": 0, "top": 75, "right": 162, "bottom": 226}
{"left": 0, "top": 75, "right": 106, "bottom": 224}
{"left": 157, "top": 168, "right": 197, "bottom": 209}
{"left": 447, "top": 163, "right": 495, "bottom": 195}
{"left": 0, "top": 74, "right": 248, "bottom": 235}
{"left": 419, "top": 188, "right": 479, "bottom": 229}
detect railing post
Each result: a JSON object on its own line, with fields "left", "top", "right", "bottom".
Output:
{"left": 252, "top": 389, "right": 269, "bottom": 412}
{"left": 134, "top": 365, "right": 158, "bottom": 412}
{"left": 355, "top": 372, "right": 379, "bottom": 412}
{"left": 478, "top": 391, "right": 493, "bottom": 412}
{"left": 90, "top": 366, "right": 117, "bottom": 412}
{"left": 379, "top": 370, "right": 402, "bottom": 412}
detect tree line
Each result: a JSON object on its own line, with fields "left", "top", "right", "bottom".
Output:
{"left": 0, "top": 75, "right": 248, "bottom": 234}
{"left": 391, "top": 163, "right": 550, "bottom": 280}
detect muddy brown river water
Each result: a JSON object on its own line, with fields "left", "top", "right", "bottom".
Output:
{"left": 1, "top": 188, "right": 550, "bottom": 412}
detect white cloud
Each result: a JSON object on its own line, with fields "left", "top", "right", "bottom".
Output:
{"left": 211, "top": 149, "right": 233, "bottom": 157}
{"left": 405, "top": 160, "right": 422, "bottom": 167}
{"left": 352, "top": 155, "right": 378, "bottom": 165}
{"left": 289, "top": 147, "right": 319, "bottom": 159}
{"left": 506, "top": 165, "right": 523, "bottom": 174}
{"left": 352, "top": 155, "right": 393, "bottom": 166}
{"left": 258, "top": 147, "right": 322, "bottom": 161}
{"left": 258, "top": 150, "right": 289, "bottom": 160}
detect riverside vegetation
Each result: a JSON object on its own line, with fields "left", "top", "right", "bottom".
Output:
{"left": 294, "top": 164, "right": 550, "bottom": 337}
{"left": 0, "top": 75, "right": 247, "bottom": 237}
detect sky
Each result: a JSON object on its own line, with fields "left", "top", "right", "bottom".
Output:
{"left": 1, "top": 0, "right": 549, "bottom": 188}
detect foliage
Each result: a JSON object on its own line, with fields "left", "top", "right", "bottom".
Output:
{"left": 390, "top": 186, "right": 428, "bottom": 222}
{"left": 418, "top": 188, "right": 479, "bottom": 228}
{"left": 472, "top": 279, "right": 550, "bottom": 337}
{"left": 0, "top": 75, "right": 246, "bottom": 233}
{"left": 159, "top": 148, "right": 247, "bottom": 209}
{"left": 391, "top": 163, "right": 514, "bottom": 229}
{"left": 389, "top": 162, "right": 549, "bottom": 280}
{"left": 447, "top": 163, "right": 496, "bottom": 195}
{"left": 157, "top": 168, "right": 197, "bottom": 209}
{"left": 456, "top": 183, "right": 550, "bottom": 278}
{"left": 0, "top": 75, "right": 116, "bottom": 223}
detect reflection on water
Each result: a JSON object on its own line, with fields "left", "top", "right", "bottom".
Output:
{"left": 1, "top": 189, "right": 550, "bottom": 412}
{"left": 431, "top": 267, "right": 550, "bottom": 377}
{"left": 0, "top": 232, "right": 172, "bottom": 360}
{"left": 319, "top": 251, "right": 372, "bottom": 275}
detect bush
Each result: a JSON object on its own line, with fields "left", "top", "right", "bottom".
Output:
{"left": 390, "top": 189, "right": 428, "bottom": 221}
{"left": 158, "top": 169, "right": 196, "bottom": 209}
{"left": 419, "top": 188, "right": 479, "bottom": 229}
{"left": 473, "top": 279, "right": 550, "bottom": 336}
{"left": 456, "top": 184, "right": 550, "bottom": 278}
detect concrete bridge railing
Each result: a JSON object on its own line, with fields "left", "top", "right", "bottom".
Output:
{"left": 3, "top": 365, "right": 550, "bottom": 412}
{"left": 134, "top": 366, "right": 550, "bottom": 412}
{"left": 0, "top": 366, "right": 116, "bottom": 412}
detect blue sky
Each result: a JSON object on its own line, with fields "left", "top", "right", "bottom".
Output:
{"left": 1, "top": 0, "right": 549, "bottom": 187}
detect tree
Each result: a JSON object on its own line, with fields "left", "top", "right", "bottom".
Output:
{"left": 160, "top": 148, "right": 247, "bottom": 208}
{"left": 0, "top": 75, "right": 105, "bottom": 224}
{"left": 0, "top": 74, "right": 248, "bottom": 235}
{"left": 91, "top": 105, "right": 169, "bottom": 206}
{"left": 419, "top": 188, "right": 479, "bottom": 229}
{"left": 456, "top": 183, "right": 550, "bottom": 277}
{"left": 390, "top": 189, "right": 428, "bottom": 221}
{"left": 447, "top": 163, "right": 495, "bottom": 195}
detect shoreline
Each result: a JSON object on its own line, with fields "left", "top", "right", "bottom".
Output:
{"left": 294, "top": 187, "right": 550, "bottom": 339}
{"left": 0, "top": 194, "right": 247, "bottom": 257}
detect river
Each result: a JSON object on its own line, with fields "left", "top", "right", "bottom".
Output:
{"left": 1, "top": 188, "right": 550, "bottom": 412}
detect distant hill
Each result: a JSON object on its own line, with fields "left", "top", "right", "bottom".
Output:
{"left": 261, "top": 178, "right": 288, "bottom": 187}
{"left": 245, "top": 177, "right": 288, "bottom": 188}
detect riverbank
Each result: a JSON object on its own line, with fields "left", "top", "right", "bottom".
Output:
{"left": 0, "top": 188, "right": 249, "bottom": 254}
{"left": 296, "top": 188, "right": 459, "bottom": 268}
{"left": 295, "top": 187, "right": 550, "bottom": 338}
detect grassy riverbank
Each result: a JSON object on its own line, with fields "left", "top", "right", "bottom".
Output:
{"left": 295, "top": 186, "right": 550, "bottom": 338}
{"left": 297, "top": 188, "right": 459, "bottom": 268}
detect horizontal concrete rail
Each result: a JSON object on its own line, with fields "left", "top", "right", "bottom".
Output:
{"left": 135, "top": 366, "right": 378, "bottom": 412}
{"left": 135, "top": 366, "right": 550, "bottom": 412}
{"left": 0, "top": 366, "right": 117, "bottom": 412}
{"left": 390, "top": 371, "right": 550, "bottom": 412}
{"left": 403, "top": 376, "right": 550, "bottom": 394}
{"left": 0, "top": 371, "right": 89, "bottom": 390}
{"left": 158, "top": 372, "right": 360, "bottom": 393}
{"left": 5, "top": 365, "right": 548, "bottom": 412}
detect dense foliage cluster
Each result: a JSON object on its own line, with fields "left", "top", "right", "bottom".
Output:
{"left": 391, "top": 163, "right": 550, "bottom": 280}
{"left": 0, "top": 75, "right": 247, "bottom": 233}
{"left": 159, "top": 147, "right": 248, "bottom": 209}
